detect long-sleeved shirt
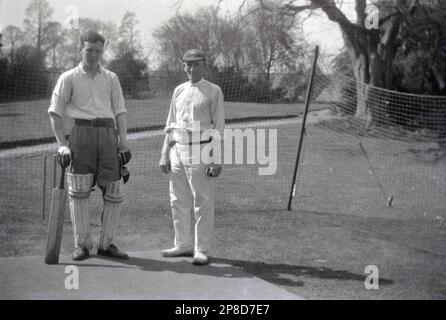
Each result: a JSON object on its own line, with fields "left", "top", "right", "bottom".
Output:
{"left": 164, "top": 78, "right": 225, "bottom": 143}
{"left": 48, "top": 63, "right": 126, "bottom": 120}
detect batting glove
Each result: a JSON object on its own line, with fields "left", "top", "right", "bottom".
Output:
{"left": 57, "top": 146, "right": 71, "bottom": 168}
{"left": 119, "top": 149, "right": 132, "bottom": 165}
{"left": 120, "top": 166, "right": 130, "bottom": 184}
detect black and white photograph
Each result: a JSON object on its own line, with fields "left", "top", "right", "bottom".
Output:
{"left": 0, "top": 0, "right": 445, "bottom": 307}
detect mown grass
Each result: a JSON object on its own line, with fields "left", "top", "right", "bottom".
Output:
{"left": 1, "top": 116, "right": 445, "bottom": 299}
{"left": 0, "top": 98, "right": 329, "bottom": 143}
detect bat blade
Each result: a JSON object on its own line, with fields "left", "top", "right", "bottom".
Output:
{"left": 44, "top": 185, "right": 67, "bottom": 264}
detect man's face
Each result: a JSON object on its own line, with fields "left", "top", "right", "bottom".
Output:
{"left": 80, "top": 41, "right": 104, "bottom": 67}
{"left": 183, "top": 60, "right": 205, "bottom": 83}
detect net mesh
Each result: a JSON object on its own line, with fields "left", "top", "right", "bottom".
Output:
{"left": 294, "top": 66, "right": 446, "bottom": 219}
{"left": 0, "top": 62, "right": 445, "bottom": 228}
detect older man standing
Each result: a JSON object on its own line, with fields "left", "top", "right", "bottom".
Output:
{"left": 159, "top": 49, "right": 225, "bottom": 265}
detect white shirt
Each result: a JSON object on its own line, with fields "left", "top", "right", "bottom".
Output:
{"left": 48, "top": 63, "right": 126, "bottom": 120}
{"left": 164, "top": 79, "right": 225, "bottom": 142}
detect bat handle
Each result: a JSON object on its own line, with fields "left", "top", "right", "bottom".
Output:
{"left": 59, "top": 165, "right": 66, "bottom": 189}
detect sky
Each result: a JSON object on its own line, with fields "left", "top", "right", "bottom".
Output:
{"left": 0, "top": 0, "right": 352, "bottom": 62}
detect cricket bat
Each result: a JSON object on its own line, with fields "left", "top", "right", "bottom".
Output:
{"left": 44, "top": 165, "right": 67, "bottom": 264}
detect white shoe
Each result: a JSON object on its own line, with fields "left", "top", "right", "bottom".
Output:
{"left": 193, "top": 251, "right": 209, "bottom": 265}
{"left": 161, "top": 247, "right": 194, "bottom": 257}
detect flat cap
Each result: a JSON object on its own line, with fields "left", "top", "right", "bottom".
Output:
{"left": 182, "top": 48, "right": 206, "bottom": 62}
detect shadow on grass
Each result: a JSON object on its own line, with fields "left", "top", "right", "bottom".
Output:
{"left": 211, "top": 257, "right": 394, "bottom": 287}
{"left": 91, "top": 255, "right": 251, "bottom": 279}
{"left": 75, "top": 254, "right": 393, "bottom": 288}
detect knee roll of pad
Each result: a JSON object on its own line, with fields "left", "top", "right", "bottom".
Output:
{"left": 104, "top": 180, "right": 124, "bottom": 203}
{"left": 67, "top": 173, "right": 93, "bottom": 199}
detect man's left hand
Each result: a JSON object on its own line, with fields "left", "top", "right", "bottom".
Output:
{"left": 205, "top": 164, "right": 222, "bottom": 178}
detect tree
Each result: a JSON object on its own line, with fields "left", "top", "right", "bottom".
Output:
{"left": 153, "top": 2, "right": 308, "bottom": 101}
{"left": 7, "top": 44, "right": 51, "bottom": 99}
{"left": 1, "top": 25, "right": 25, "bottom": 63}
{"left": 45, "top": 22, "right": 67, "bottom": 69}
{"left": 0, "top": 56, "right": 9, "bottom": 101}
{"left": 213, "top": 11, "right": 247, "bottom": 71}
{"left": 117, "top": 11, "right": 143, "bottom": 59}
{"left": 394, "top": 2, "right": 446, "bottom": 94}
{"left": 23, "top": 0, "right": 54, "bottom": 54}
{"left": 154, "top": 2, "right": 305, "bottom": 72}
{"left": 153, "top": 6, "right": 223, "bottom": 71}
{"left": 108, "top": 52, "right": 148, "bottom": 98}
{"left": 245, "top": 0, "right": 302, "bottom": 84}
{"left": 282, "top": 0, "right": 444, "bottom": 121}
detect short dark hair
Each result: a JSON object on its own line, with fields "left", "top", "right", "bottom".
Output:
{"left": 79, "top": 31, "right": 105, "bottom": 48}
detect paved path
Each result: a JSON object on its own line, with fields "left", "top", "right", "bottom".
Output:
{"left": 0, "top": 250, "right": 303, "bottom": 300}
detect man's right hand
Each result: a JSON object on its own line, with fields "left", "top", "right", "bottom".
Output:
{"left": 57, "top": 146, "right": 71, "bottom": 168}
{"left": 159, "top": 154, "right": 171, "bottom": 174}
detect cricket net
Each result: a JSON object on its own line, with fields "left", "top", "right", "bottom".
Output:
{"left": 0, "top": 63, "right": 445, "bottom": 231}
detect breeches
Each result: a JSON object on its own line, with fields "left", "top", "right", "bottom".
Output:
{"left": 68, "top": 123, "right": 120, "bottom": 187}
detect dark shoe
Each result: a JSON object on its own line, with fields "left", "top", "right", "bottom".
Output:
{"left": 97, "top": 244, "right": 129, "bottom": 260}
{"left": 72, "top": 246, "right": 89, "bottom": 261}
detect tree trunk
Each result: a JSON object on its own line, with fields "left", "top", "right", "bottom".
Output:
{"left": 9, "top": 47, "right": 15, "bottom": 64}
{"left": 52, "top": 48, "right": 57, "bottom": 68}
{"left": 37, "top": 20, "right": 42, "bottom": 53}
{"left": 265, "top": 63, "right": 271, "bottom": 86}
{"left": 370, "top": 12, "right": 401, "bottom": 89}
{"left": 342, "top": 27, "right": 371, "bottom": 121}
{"left": 368, "top": 32, "right": 385, "bottom": 88}
{"left": 352, "top": 53, "right": 371, "bottom": 123}
{"left": 306, "top": 0, "right": 408, "bottom": 120}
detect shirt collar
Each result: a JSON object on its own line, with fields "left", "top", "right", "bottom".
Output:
{"left": 189, "top": 78, "right": 205, "bottom": 87}
{"left": 78, "top": 62, "right": 103, "bottom": 74}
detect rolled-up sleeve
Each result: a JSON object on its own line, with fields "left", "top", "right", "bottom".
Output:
{"left": 210, "top": 87, "right": 225, "bottom": 141}
{"left": 164, "top": 88, "right": 178, "bottom": 133}
{"left": 48, "top": 73, "right": 71, "bottom": 117}
{"left": 111, "top": 74, "right": 126, "bottom": 116}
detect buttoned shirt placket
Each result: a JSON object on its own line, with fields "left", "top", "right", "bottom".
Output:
{"left": 183, "top": 86, "right": 195, "bottom": 126}
{"left": 84, "top": 68, "right": 100, "bottom": 110}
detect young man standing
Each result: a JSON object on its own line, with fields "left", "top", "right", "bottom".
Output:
{"left": 159, "top": 48, "right": 225, "bottom": 265}
{"left": 48, "top": 31, "right": 131, "bottom": 261}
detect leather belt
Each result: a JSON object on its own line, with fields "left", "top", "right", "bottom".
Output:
{"left": 188, "top": 139, "right": 212, "bottom": 145}
{"left": 170, "top": 138, "right": 213, "bottom": 146}
{"left": 75, "top": 118, "right": 114, "bottom": 128}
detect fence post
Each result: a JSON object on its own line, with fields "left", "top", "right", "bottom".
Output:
{"left": 287, "top": 46, "right": 319, "bottom": 211}
{"left": 53, "top": 154, "right": 57, "bottom": 188}
{"left": 41, "top": 154, "right": 47, "bottom": 221}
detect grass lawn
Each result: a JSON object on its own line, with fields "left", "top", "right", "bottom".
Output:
{"left": 0, "top": 98, "right": 328, "bottom": 144}
{"left": 1, "top": 115, "right": 445, "bottom": 299}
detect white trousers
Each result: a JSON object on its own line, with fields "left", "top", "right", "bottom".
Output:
{"left": 169, "top": 143, "right": 215, "bottom": 253}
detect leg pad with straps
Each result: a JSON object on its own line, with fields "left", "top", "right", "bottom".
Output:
{"left": 67, "top": 173, "right": 94, "bottom": 249}
{"left": 100, "top": 180, "right": 125, "bottom": 249}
